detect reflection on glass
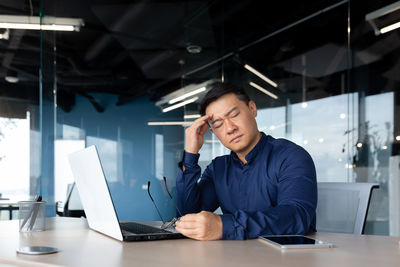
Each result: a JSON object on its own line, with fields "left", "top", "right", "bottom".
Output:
{"left": 155, "top": 134, "right": 164, "bottom": 180}
{"left": 361, "top": 92, "right": 394, "bottom": 227}
{"left": 257, "top": 106, "right": 286, "bottom": 139}
{"left": 291, "top": 93, "right": 358, "bottom": 182}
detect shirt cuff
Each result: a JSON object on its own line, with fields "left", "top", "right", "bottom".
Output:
{"left": 181, "top": 151, "right": 200, "bottom": 167}
{"left": 220, "top": 214, "right": 235, "bottom": 240}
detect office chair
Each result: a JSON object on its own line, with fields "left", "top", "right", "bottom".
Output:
{"left": 56, "top": 182, "right": 86, "bottom": 218}
{"left": 316, "top": 182, "right": 379, "bottom": 234}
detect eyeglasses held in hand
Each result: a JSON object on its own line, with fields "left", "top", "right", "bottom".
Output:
{"left": 147, "top": 177, "right": 182, "bottom": 230}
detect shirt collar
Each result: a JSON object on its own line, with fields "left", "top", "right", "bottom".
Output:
{"left": 231, "top": 132, "right": 267, "bottom": 165}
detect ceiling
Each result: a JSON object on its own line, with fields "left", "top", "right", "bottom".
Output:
{"left": 0, "top": 0, "right": 399, "bottom": 113}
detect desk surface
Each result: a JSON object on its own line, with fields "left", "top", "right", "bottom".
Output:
{"left": 0, "top": 217, "right": 399, "bottom": 267}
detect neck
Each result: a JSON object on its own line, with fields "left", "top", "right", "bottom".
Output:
{"left": 236, "top": 131, "right": 262, "bottom": 164}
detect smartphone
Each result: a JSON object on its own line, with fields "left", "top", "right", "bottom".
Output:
{"left": 258, "top": 235, "right": 333, "bottom": 249}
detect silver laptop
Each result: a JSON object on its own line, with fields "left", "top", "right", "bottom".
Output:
{"left": 68, "top": 145, "right": 184, "bottom": 241}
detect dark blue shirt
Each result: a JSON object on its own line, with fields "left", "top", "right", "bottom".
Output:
{"left": 176, "top": 133, "right": 317, "bottom": 240}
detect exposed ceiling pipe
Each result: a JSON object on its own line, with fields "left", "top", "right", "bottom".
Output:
{"left": 77, "top": 91, "right": 105, "bottom": 112}
{"left": 183, "top": 0, "right": 349, "bottom": 77}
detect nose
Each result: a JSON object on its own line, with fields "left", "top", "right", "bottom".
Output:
{"left": 225, "top": 118, "right": 237, "bottom": 134}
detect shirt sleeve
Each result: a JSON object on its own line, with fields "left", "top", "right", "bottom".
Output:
{"left": 176, "top": 151, "right": 219, "bottom": 215}
{"left": 220, "top": 146, "right": 317, "bottom": 240}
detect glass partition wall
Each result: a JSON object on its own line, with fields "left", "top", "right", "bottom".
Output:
{"left": 21, "top": 0, "right": 399, "bottom": 235}
{"left": 182, "top": 0, "right": 398, "bottom": 235}
{"left": 0, "top": 2, "right": 42, "bottom": 220}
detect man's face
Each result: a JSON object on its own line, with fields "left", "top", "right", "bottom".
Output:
{"left": 205, "top": 93, "right": 259, "bottom": 155}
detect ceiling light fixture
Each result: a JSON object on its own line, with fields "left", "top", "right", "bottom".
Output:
{"left": 0, "top": 15, "right": 84, "bottom": 32}
{"left": 244, "top": 64, "right": 278, "bottom": 88}
{"left": 186, "top": 44, "right": 202, "bottom": 54}
{"left": 5, "top": 76, "right": 18, "bottom": 83}
{"left": 162, "top": 97, "right": 198, "bottom": 113}
{"left": 155, "top": 79, "right": 217, "bottom": 113}
{"left": 5, "top": 70, "right": 18, "bottom": 83}
{"left": 168, "top": 87, "right": 206, "bottom": 104}
{"left": 184, "top": 114, "right": 201, "bottom": 119}
{"left": 380, "top": 21, "right": 400, "bottom": 34}
{"left": 249, "top": 82, "right": 278, "bottom": 99}
{"left": 365, "top": 1, "right": 400, "bottom": 35}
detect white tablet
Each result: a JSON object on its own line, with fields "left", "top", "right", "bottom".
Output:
{"left": 258, "top": 235, "right": 333, "bottom": 249}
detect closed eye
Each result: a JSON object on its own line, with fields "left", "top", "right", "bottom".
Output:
{"left": 213, "top": 121, "right": 223, "bottom": 128}
{"left": 230, "top": 111, "right": 239, "bottom": 118}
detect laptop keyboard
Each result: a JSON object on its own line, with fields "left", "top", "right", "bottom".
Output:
{"left": 120, "top": 222, "right": 170, "bottom": 234}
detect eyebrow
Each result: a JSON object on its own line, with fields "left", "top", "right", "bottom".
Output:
{"left": 209, "top": 107, "right": 238, "bottom": 125}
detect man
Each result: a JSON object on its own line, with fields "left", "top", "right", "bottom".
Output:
{"left": 175, "top": 83, "right": 317, "bottom": 240}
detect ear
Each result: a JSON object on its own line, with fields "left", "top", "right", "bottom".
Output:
{"left": 248, "top": 101, "right": 257, "bottom": 117}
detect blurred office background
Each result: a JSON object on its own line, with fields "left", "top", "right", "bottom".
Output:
{"left": 0, "top": 0, "right": 400, "bottom": 235}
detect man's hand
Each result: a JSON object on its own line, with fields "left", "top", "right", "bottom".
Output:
{"left": 185, "top": 115, "right": 212, "bottom": 154}
{"left": 175, "top": 211, "right": 222, "bottom": 241}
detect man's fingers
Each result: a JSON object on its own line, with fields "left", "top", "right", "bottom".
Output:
{"left": 175, "top": 220, "right": 197, "bottom": 229}
{"left": 178, "top": 213, "right": 201, "bottom": 222}
{"left": 198, "top": 123, "right": 209, "bottom": 136}
{"left": 190, "top": 115, "right": 211, "bottom": 129}
{"left": 175, "top": 226, "right": 198, "bottom": 236}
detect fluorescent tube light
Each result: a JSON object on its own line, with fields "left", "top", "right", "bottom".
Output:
{"left": 365, "top": 1, "right": 400, "bottom": 35}
{"left": 184, "top": 114, "right": 201, "bottom": 119}
{"left": 380, "top": 21, "right": 400, "bottom": 34}
{"left": 147, "top": 121, "right": 192, "bottom": 126}
{"left": 0, "top": 15, "right": 84, "bottom": 32}
{"left": 249, "top": 82, "right": 278, "bottom": 99}
{"left": 244, "top": 64, "right": 278, "bottom": 88}
{"left": 162, "top": 97, "right": 198, "bottom": 113}
{"left": 0, "top": 23, "right": 75, "bottom": 31}
{"left": 168, "top": 87, "right": 206, "bottom": 104}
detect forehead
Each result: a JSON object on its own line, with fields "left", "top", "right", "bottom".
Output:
{"left": 205, "top": 93, "right": 245, "bottom": 116}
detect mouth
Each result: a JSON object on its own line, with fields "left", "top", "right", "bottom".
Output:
{"left": 230, "top": 134, "right": 243, "bottom": 143}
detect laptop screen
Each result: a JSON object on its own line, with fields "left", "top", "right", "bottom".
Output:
{"left": 68, "top": 146, "right": 123, "bottom": 241}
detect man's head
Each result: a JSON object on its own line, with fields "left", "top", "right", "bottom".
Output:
{"left": 199, "top": 83, "right": 260, "bottom": 157}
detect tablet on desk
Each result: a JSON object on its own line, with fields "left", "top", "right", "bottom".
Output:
{"left": 258, "top": 235, "right": 333, "bottom": 249}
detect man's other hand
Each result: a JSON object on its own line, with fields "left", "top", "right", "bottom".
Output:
{"left": 175, "top": 211, "right": 222, "bottom": 241}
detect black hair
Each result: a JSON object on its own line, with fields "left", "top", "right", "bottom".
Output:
{"left": 199, "top": 82, "right": 251, "bottom": 116}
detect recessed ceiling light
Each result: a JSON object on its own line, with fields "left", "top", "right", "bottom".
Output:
{"left": 186, "top": 44, "right": 202, "bottom": 54}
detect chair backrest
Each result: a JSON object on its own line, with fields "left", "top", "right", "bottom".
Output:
{"left": 316, "top": 182, "right": 379, "bottom": 234}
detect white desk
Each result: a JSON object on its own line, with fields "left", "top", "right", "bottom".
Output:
{"left": 0, "top": 217, "right": 399, "bottom": 267}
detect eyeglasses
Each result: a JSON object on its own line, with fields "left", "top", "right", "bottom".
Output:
{"left": 147, "top": 176, "right": 182, "bottom": 230}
